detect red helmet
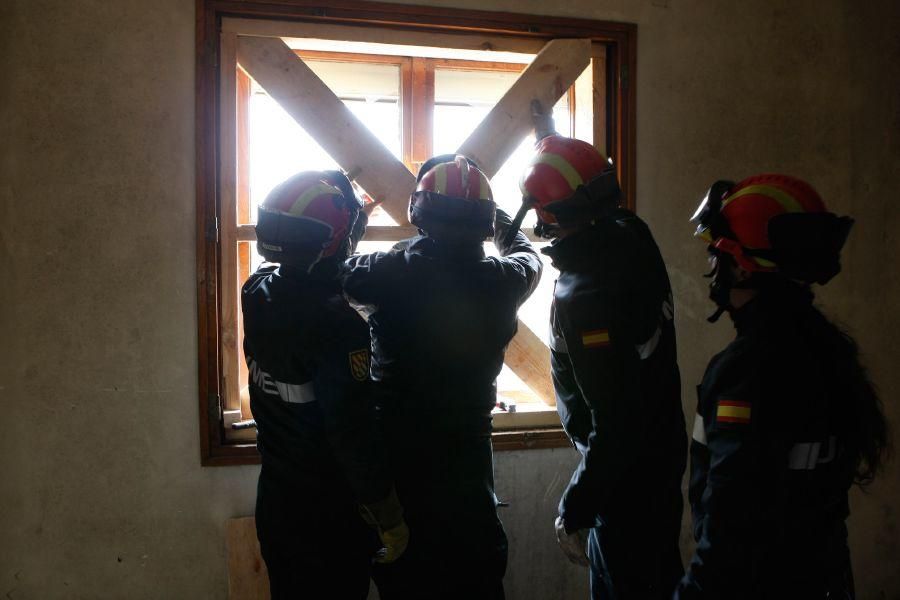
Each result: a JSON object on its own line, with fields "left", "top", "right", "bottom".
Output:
{"left": 409, "top": 155, "right": 496, "bottom": 240}
{"left": 692, "top": 174, "right": 853, "bottom": 284}
{"left": 256, "top": 171, "right": 358, "bottom": 264}
{"left": 518, "top": 136, "right": 620, "bottom": 237}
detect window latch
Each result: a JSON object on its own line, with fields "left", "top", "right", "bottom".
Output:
{"left": 206, "top": 217, "right": 219, "bottom": 242}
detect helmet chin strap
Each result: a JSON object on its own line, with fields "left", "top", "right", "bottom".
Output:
{"left": 534, "top": 219, "right": 559, "bottom": 240}
{"left": 705, "top": 254, "right": 759, "bottom": 323}
{"left": 705, "top": 262, "right": 731, "bottom": 323}
{"left": 504, "top": 198, "right": 534, "bottom": 246}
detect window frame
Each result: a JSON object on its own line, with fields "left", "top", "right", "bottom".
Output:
{"left": 196, "top": 0, "right": 637, "bottom": 466}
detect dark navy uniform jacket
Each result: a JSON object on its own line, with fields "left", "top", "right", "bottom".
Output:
{"left": 342, "top": 211, "right": 542, "bottom": 416}
{"left": 676, "top": 285, "right": 856, "bottom": 599}
{"left": 545, "top": 209, "right": 687, "bottom": 532}
{"left": 340, "top": 210, "right": 541, "bottom": 561}
{"left": 242, "top": 263, "right": 391, "bottom": 506}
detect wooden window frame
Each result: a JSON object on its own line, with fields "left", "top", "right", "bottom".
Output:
{"left": 196, "top": 0, "right": 637, "bottom": 466}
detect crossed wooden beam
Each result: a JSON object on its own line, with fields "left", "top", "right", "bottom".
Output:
{"left": 235, "top": 36, "right": 591, "bottom": 405}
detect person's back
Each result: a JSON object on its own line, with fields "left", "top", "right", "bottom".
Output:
{"left": 678, "top": 174, "right": 889, "bottom": 599}
{"left": 343, "top": 155, "right": 541, "bottom": 600}
{"left": 347, "top": 233, "right": 534, "bottom": 410}
{"left": 696, "top": 284, "right": 857, "bottom": 593}
{"left": 547, "top": 209, "right": 685, "bottom": 520}
{"left": 513, "top": 132, "right": 685, "bottom": 599}
{"left": 244, "top": 171, "right": 408, "bottom": 600}
{"left": 244, "top": 264, "right": 382, "bottom": 493}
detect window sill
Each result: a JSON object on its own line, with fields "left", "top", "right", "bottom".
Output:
{"left": 202, "top": 426, "right": 570, "bottom": 466}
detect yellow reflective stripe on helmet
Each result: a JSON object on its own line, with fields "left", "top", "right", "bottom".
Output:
{"left": 532, "top": 152, "right": 583, "bottom": 192}
{"left": 695, "top": 226, "right": 714, "bottom": 242}
{"left": 722, "top": 184, "right": 804, "bottom": 214}
{"left": 289, "top": 183, "right": 340, "bottom": 216}
{"left": 458, "top": 157, "right": 470, "bottom": 190}
{"left": 751, "top": 256, "right": 777, "bottom": 268}
{"left": 435, "top": 162, "right": 448, "bottom": 194}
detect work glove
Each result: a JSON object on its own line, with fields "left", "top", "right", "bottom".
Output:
{"left": 531, "top": 99, "right": 557, "bottom": 141}
{"left": 554, "top": 516, "right": 590, "bottom": 567}
{"left": 360, "top": 487, "right": 410, "bottom": 564}
{"left": 374, "top": 520, "right": 410, "bottom": 564}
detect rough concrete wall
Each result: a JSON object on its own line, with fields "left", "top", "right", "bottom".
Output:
{"left": 1, "top": 0, "right": 898, "bottom": 598}
{"left": 0, "top": 1, "right": 258, "bottom": 598}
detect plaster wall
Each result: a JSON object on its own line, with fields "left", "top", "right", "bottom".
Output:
{"left": 1, "top": 0, "right": 898, "bottom": 598}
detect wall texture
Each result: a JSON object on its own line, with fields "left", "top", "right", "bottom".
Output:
{"left": 1, "top": 0, "right": 898, "bottom": 598}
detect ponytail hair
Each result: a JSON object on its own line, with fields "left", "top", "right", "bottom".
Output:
{"left": 802, "top": 305, "right": 890, "bottom": 486}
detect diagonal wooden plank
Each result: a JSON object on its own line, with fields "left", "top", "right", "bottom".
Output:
{"left": 236, "top": 36, "right": 415, "bottom": 224}
{"left": 506, "top": 318, "right": 555, "bottom": 406}
{"left": 456, "top": 38, "right": 592, "bottom": 178}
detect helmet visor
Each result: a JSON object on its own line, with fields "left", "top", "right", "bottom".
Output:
{"left": 692, "top": 180, "right": 734, "bottom": 242}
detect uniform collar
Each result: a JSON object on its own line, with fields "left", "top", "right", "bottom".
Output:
{"left": 541, "top": 219, "right": 618, "bottom": 272}
{"left": 408, "top": 235, "right": 486, "bottom": 260}
{"left": 730, "top": 279, "right": 815, "bottom": 335}
{"left": 277, "top": 261, "right": 343, "bottom": 290}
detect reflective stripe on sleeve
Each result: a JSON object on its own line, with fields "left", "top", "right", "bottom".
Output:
{"left": 635, "top": 325, "right": 661, "bottom": 360}
{"left": 692, "top": 414, "right": 707, "bottom": 446}
{"left": 275, "top": 380, "right": 317, "bottom": 404}
{"left": 787, "top": 436, "right": 837, "bottom": 470}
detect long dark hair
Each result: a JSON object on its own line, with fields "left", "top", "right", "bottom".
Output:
{"left": 753, "top": 276, "right": 890, "bottom": 486}
{"left": 799, "top": 298, "right": 890, "bottom": 486}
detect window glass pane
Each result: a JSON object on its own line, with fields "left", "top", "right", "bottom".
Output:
{"left": 486, "top": 239, "right": 558, "bottom": 412}
{"left": 433, "top": 67, "right": 571, "bottom": 229}
{"left": 573, "top": 62, "right": 594, "bottom": 144}
{"left": 433, "top": 69, "right": 519, "bottom": 154}
{"left": 485, "top": 241, "right": 557, "bottom": 346}
{"left": 305, "top": 60, "right": 399, "bottom": 98}
{"left": 246, "top": 60, "right": 401, "bottom": 226}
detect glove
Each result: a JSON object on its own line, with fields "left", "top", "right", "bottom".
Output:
{"left": 360, "top": 487, "right": 410, "bottom": 564}
{"left": 554, "top": 516, "right": 589, "bottom": 567}
{"left": 531, "top": 99, "right": 557, "bottom": 141}
{"left": 374, "top": 520, "right": 410, "bottom": 564}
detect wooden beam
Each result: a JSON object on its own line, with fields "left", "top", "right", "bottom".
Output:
{"left": 505, "top": 320, "right": 555, "bottom": 406}
{"left": 236, "top": 67, "right": 252, "bottom": 416}
{"left": 236, "top": 36, "right": 416, "bottom": 223}
{"left": 492, "top": 428, "right": 569, "bottom": 452}
{"left": 222, "top": 17, "right": 548, "bottom": 56}
{"left": 219, "top": 31, "right": 242, "bottom": 414}
{"left": 225, "top": 517, "right": 269, "bottom": 600}
{"left": 456, "top": 38, "right": 592, "bottom": 178}
{"left": 235, "top": 224, "right": 547, "bottom": 243}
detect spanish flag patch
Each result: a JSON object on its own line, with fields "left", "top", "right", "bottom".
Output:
{"left": 582, "top": 329, "right": 611, "bottom": 348}
{"left": 716, "top": 400, "right": 752, "bottom": 424}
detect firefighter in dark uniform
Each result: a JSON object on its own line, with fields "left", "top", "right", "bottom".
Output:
{"left": 242, "top": 171, "right": 409, "bottom": 600}
{"left": 342, "top": 155, "right": 542, "bottom": 600}
{"left": 510, "top": 132, "right": 687, "bottom": 600}
{"left": 676, "top": 174, "right": 889, "bottom": 599}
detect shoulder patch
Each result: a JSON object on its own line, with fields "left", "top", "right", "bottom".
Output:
{"left": 716, "top": 399, "right": 751, "bottom": 425}
{"left": 349, "top": 349, "right": 369, "bottom": 381}
{"left": 581, "top": 328, "right": 610, "bottom": 348}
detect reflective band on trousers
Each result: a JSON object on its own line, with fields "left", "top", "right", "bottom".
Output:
{"left": 692, "top": 414, "right": 707, "bottom": 446}
{"left": 788, "top": 436, "right": 837, "bottom": 470}
{"left": 275, "top": 380, "right": 317, "bottom": 404}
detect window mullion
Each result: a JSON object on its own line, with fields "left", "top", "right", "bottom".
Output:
{"left": 410, "top": 57, "right": 434, "bottom": 170}
{"left": 592, "top": 44, "right": 608, "bottom": 159}
{"left": 400, "top": 58, "right": 414, "bottom": 171}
